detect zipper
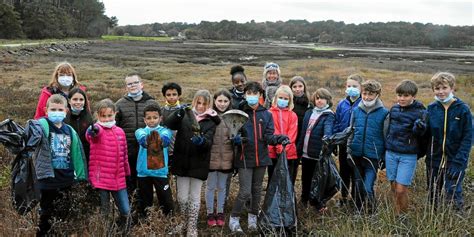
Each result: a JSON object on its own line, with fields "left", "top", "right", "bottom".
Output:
{"left": 361, "top": 112, "right": 369, "bottom": 155}
{"left": 441, "top": 106, "right": 448, "bottom": 168}
{"left": 253, "top": 110, "right": 259, "bottom": 166}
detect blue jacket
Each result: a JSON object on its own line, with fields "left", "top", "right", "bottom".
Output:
{"left": 349, "top": 99, "right": 389, "bottom": 160}
{"left": 334, "top": 97, "right": 361, "bottom": 133}
{"left": 425, "top": 97, "right": 472, "bottom": 170}
{"left": 135, "top": 126, "right": 172, "bottom": 178}
{"left": 297, "top": 109, "right": 335, "bottom": 159}
{"left": 385, "top": 100, "right": 426, "bottom": 154}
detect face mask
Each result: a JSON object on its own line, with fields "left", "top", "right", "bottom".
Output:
{"left": 48, "top": 111, "right": 66, "bottom": 123}
{"left": 434, "top": 92, "right": 454, "bottom": 104}
{"left": 277, "top": 98, "right": 289, "bottom": 108}
{"left": 314, "top": 104, "right": 329, "bottom": 112}
{"left": 362, "top": 98, "right": 377, "bottom": 107}
{"left": 71, "top": 107, "right": 83, "bottom": 115}
{"left": 128, "top": 90, "right": 143, "bottom": 98}
{"left": 246, "top": 95, "right": 259, "bottom": 106}
{"left": 99, "top": 120, "right": 116, "bottom": 128}
{"left": 345, "top": 87, "right": 360, "bottom": 97}
{"left": 58, "top": 76, "right": 73, "bottom": 87}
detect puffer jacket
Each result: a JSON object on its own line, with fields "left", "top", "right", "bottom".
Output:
{"left": 209, "top": 114, "right": 234, "bottom": 172}
{"left": 115, "top": 92, "right": 158, "bottom": 169}
{"left": 334, "top": 96, "right": 361, "bottom": 133}
{"left": 165, "top": 109, "right": 220, "bottom": 180}
{"left": 34, "top": 85, "right": 87, "bottom": 119}
{"left": 135, "top": 126, "right": 172, "bottom": 178}
{"left": 425, "top": 97, "right": 472, "bottom": 170}
{"left": 268, "top": 107, "right": 298, "bottom": 159}
{"left": 297, "top": 109, "right": 335, "bottom": 159}
{"left": 86, "top": 124, "right": 130, "bottom": 191}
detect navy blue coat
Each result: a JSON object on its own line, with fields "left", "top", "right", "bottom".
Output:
{"left": 334, "top": 97, "right": 361, "bottom": 133}
{"left": 425, "top": 98, "right": 472, "bottom": 170}
{"left": 297, "top": 110, "right": 335, "bottom": 160}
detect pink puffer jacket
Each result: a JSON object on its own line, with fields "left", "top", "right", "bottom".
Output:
{"left": 86, "top": 124, "right": 130, "bottom": 191}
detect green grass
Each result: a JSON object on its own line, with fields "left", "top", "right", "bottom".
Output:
{"left": 0, "top": 38, "right": 90, "bottom": 47}
{"left": 101, "top": 35, "right": 172, "bottom": 42}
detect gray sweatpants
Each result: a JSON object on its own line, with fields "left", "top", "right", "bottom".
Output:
{"left": 231, "top": 166, "right": 266, "bottom": 216}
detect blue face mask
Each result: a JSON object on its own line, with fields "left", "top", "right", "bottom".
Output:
{"left": 128, "top": 90, "right": 143, "bottom": 98}
{"left": 246, "top": 95, "right": 259, "bottom": 106}
{"left": 434, "top": 92, "right": 454, "bottom": 104}
{"left": 71, "top": 107, "right": 83, "bottom": 115}
{"left": 345, "top": 87, "right": 360, "bottom": 97}
{"left": 277, "top": 98, "right": 289, "bottom": 108}
{"left": 48, "top": 111, "right": 66, "bottom": 123}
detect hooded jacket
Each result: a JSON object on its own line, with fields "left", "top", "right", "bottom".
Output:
{"left": 425, "top": 97, "right": 472, "bottom": 170}
{"left": 268, "top": 106, "right": 298, "bottom": 159}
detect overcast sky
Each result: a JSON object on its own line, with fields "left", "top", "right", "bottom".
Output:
{"left": 101, "top": 0, "right": 473, "bottom": 26}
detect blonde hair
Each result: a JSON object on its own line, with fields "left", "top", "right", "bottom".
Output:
{"left": 46, "top": 94, "right": 68, "bottom": 108}
{"left": 430, "top": 72, "right": 455, "bottom": 89}
{"left": 271, "top": 85, "right": 294, "bottom": 110}
{"left": 50, "top": 62, "right": 79, "bottom": 88}
{"left": 361, "top": 80, "right": 382, "bottom": 95}
{"left": 311, "top": 88, "right": 333, "bottom": 108}
{"left": 94, "top": 98, "right": 116, "bottom": 118}
{"left": 192, "top": 90, "right": 213, "bottom": 110}
{"left": 347, "top": 74, "right": 364, "bottom": 85}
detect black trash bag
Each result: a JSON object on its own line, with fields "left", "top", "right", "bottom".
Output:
{"left": 259, "top": 142, "right": 297, "bottom": 232}
{"left": 0, "top": 119, "right": 26, "bottom": 154}
{"left": 11, "top": 150, "right": 40, "bottom": 215}
{"left": 308, "top": 127, "right": 353, "bottom": 210}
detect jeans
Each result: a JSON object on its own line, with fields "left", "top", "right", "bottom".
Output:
{"left": 352, "top": 156, "right": 378, "bottom": 210}
{"left": 231, "top": 166, "right": 266, "bottom": 216}
{"left": 99, "top": 188, "right": 130, "bottom": 216}
{"left": 426, "top": 166, "right": 465, "bottom": 210}
{"left": 206, "top": 171, "right": 230, "bottom": 214}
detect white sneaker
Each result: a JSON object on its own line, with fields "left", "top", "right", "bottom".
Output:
{"left": 229, "top": 216, "right": 243, "bottom": 233}
{"left": 248, "top": 213, "right": 258, "bottom": 231}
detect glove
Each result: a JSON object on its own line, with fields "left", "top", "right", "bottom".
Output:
{"left": 275, "top": 135, "right": 290, "bottom": 145}
{"left": 138, "top": 136, "right": 147, "bottom": 148}
{"left": 161, "top": 135, "right": 171, "bottom": 147}
{"left": 87, "top": 124, "right": 100, "bottom": 137}
{"left": 276, "top": 145, "right": 283, "bottom": 154}
{"left": 176, "top": 107, "right": 186, "bottom": 118}
{"left": 446, "top": 165, "right": 463, "bottom": 180}
{"left": 191, "top": 135, "right": 205, "bottom": 146}
{"left": 232, "top": 135, "right": 242, "bottom": 145}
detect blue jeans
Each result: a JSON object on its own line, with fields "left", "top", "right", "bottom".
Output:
{"left": 99, "top": 188, "right": 130, "bottom": 216}
{"left": 426, "top": 166, "right": 465, "bottom": 210}
{"left": 352, "top": 156, "right": 378, "bottom": 210}
{"left": 385, "top": 150, "right": 417, "bottom": 186}
{"left": 206, "top": 171, "right": 230, "bottom": 214}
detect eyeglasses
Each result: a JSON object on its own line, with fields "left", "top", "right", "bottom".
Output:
{"left": 126, "top": 81, "right": 141, "bottom": 87}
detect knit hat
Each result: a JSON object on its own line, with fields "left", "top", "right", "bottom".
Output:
{"left": 263, "top": 62, "right": 281, "bottom": 77}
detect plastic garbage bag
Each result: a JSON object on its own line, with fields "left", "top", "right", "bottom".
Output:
{"left": 0, "top": 119, "right": 25, "bottom": 154}
{"left": 11, "top": 150, "right": 40, "bottom": 215}
{"left": 259, "top": 141, "right": 297, "bottom": 232}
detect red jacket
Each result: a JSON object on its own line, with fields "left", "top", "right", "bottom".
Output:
{"left": 268, "top": 107, "right": 298, "bottom": 159}
{"left": 86, "top": 124, "right": 130, "bottom": 191}
{"left": 34, "top": 85, "right": 87, "bottom": 119}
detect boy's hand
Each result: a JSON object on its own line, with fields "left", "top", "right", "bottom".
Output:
{"left": 191, "top": 135, "right": 205, "bottom": 145}
{"left": 161, "top": 136, "right": 171, "bottom": 147}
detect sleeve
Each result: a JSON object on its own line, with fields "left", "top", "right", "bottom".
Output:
{"left": 333, "top": 101, "right": 343, "bottom": 133}
{"left": 265, "top": 112, "right": 278, "bottom": 146}
{"left": 85, "top": 124, "right": 101, "bottom": 143}
{"left": 123, "top": 135, "right": 131, "bottom": 176}
{"left": 34, "top": 90, "right": 50, "bottom": 119}
{"left": 71, "top": 130, "right": 87, "bottom": 181}
{"left": 135, "top": 128, "right": 147, "bottom": 147}
{"left": 383, "top": 112, "right": 390, "bottom": 139}
{"left": 200, "top": 121, "right": 217, "bottom": 150}
{"left": 289, "top": 112, "right": 298, "bottom": 144}
{"left": 324, "top": 113, "right": 335, "bottom": 137}
{"left": 115, "top": 100, "right": 123, "bottom": 127}
{"left": 453, "top": 108, "right": 473, "bottom": 170}
{"left": 347, "top": 111, "right": 355, "bottom": 148}
{"left": 296, "top": 111, "right": 310, "bottom": 156}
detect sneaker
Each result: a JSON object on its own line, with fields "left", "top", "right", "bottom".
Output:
{"left": 248, "top": 213, "right": 257, "bottom": 231}
{"left": 216, "top": 213, "right": 225, "bottom": 227}
{"left": 207, "top": 213, "right": 217, "bottom": 227}
{"left": 229, "top": 216, "right": 243, "bottom": 233}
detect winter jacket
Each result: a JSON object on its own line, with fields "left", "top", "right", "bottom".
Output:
{"left": 425, "top": 98, "right": 472, "bottom": 170}
{"left": 349, "top": 99, "right": 389, "bottom": 160}
{"left": 334, "top": 96, "right": 361, "bottom": 133}
{"left": 229, "top": 87, "right": 245, "bottom": 110}
{"left": 65, "top": 109, "right": 93, "bottom": 160}
{"left": 297, "top": 109, "right": 335, "bottom": 159}
{"left": 135, "top": 126, "right": 172, "bottom": 178}
{"left": 385, "top": 100, "right": 426, "bottom": 154}
{"left": 209, "top": 114, "right": 234, "bottom": 172}
{"left": 86, "top": 124, "right": 130, "bottom": 191}
{"left": 234, "top": 103, "right": 280, "bottom": 168}
{"left": 115, "top": 92, "right": 158, "bottom": 167}
{"left": 164, "top": 109, "right": 220, "bottom": 180}
{"left": 268, "top": 107, "right": 298, "bottom": 159}
{"left": 34, "top": 86, "right": 87, "bottom": 119}
{"left": 31, "top": 118, "right": 87, "bottom": 181}
{"left": 293, "top": 95, "right": 311, "bottom": 146}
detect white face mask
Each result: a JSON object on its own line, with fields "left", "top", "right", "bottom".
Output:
{"left": 362, "top": 99, "right": 377, "bottom": 107}
{"left": 58, "top": 76, "right": 74, "bottom": 87}
{"left": 98, "top": 120, "right": 116, "bottom": 128}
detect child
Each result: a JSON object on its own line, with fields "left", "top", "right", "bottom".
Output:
{"left": 385, "top": 80, "right": 426, "bottom": 216}
{"left": 261, "top": 62, "right": 282, "bottom": 108}
{"left": 347, "top": 80, "right": 389, "bottom": 212}
{"left": 425, "top": 72, "right": 472, "bottom": 211}
{"left": 87, "top": 99, "right": 131, "bottom": 232}
{"left": 115, "top": 73, "right": 158, "bottom": 192}
{"left": 229, "top": 82, "right": 289, "bottom": 234}
{"left": 163, "top": 90, "right": 220, "bottom": 237}
{"left": 334, "top": 74, "right": 363, "bottom": 206}
{"left": 34, "top": 94, "right": 87, "bottom": 236}
{"left": 290, "top": 76, "right": 311, "bottom": 185}
{"left": 135, "top": 104, "right": 174, "bottom": 217}
{"left": 64, "top": 88, "right": 93, "bottom": 161}
{"left": 34, "top": 62, "right": 86, "bottom": 119}
{"left": 160, "top": 82, "right": 185, "bottom": 162}
{"left": 229, "top": 65, "right": 247, "bottom": 109}
{"left": 206, "top": 89, "right": 234, "bottom": 227}
{"left": 267, "top": 85, "right": 299, "bottom": 184}
{"left": 297, "top": 88, "right": 335, "bottom": 210}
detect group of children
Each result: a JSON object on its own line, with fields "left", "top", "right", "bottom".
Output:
{"left": 30, "top": 61, "right": 471, "bottom": 236}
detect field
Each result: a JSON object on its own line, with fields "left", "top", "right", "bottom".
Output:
{"left": 0, "top": 40, "right": 473, "bottom": 236}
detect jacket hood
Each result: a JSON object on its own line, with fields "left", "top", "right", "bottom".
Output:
{"left": 359, "top": 98, "right": 384, "bottom": 113}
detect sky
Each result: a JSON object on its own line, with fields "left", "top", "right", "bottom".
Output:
{"left": 101, "top": 0, "right": 473, "bottom": 26}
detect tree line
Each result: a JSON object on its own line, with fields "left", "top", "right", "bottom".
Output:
{"left": 0, "top": 0, "right": 117, "bottom": 39}
{"left": 112, "top": 20, "right": 473, "bottom": 48}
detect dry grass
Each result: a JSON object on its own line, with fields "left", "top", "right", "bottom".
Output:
{"left": 0, "top": 41, "right": 472, "bottom": 235}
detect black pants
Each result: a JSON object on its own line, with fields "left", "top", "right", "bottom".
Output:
{"left": 338, "top": 144, "right": 355, "bottom": 199}
{"left": 137, "top": 177, "right": 174, "bottom": 216}
{"left": 301, "top": 158, "right": 318, "bottom": 203}
{"left": 37, "top": 187, "right": 72, "bottom": 236}
{"left": 267, "top": 158, "right": 298, "bottom": 186}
